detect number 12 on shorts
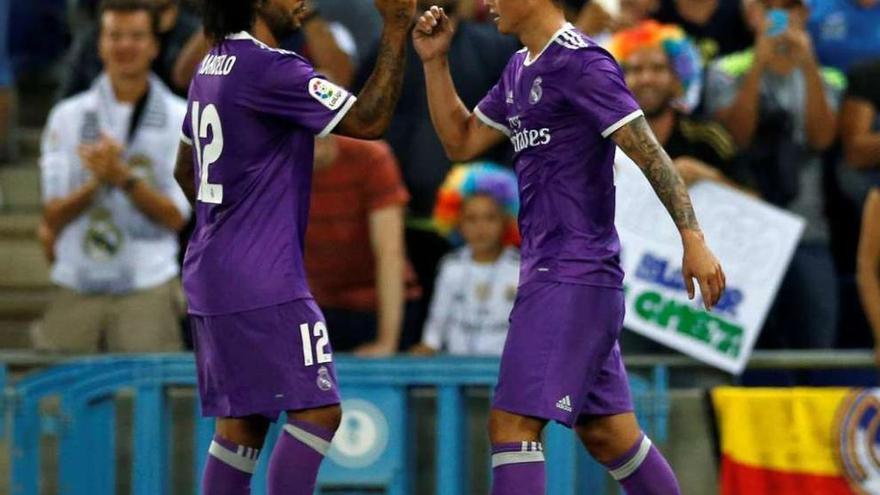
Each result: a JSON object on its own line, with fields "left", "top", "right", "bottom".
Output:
{"left": 300, "top": 322, "right": 332, "bottom": 366}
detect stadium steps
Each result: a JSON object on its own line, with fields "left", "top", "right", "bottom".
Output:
{"left": 0, "top": 211, "right": 40, "bottom": 239}
{"left": 0, "top": 132, "right": 48, "bottom": 347}
{"left": 0, "top": 237, "right": 50, "bottom": 289}
{"left": 0, "top": 160, "right": 41, "bottom": 212}
{"left": 0, "top": 235, "right": 50, "bottom": 349}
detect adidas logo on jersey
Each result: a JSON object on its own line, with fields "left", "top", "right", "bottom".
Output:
{"left": 556, "top": 395, "right": 573, "bottom": 412}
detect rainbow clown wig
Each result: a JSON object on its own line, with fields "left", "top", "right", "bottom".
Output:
{"left": 608, "top": 20, "right": 703, "bottom": 113}
{"left": 433, "top": 162, "right": 520, "bottom": 247}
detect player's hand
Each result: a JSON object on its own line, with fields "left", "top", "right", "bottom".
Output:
{"left": 413, "top": 6, "right": 455, "bottom": 63}
{"left": 374, "top": 0, "right": 417, "bottom": 31}
{"left": 681, "top": 230, "right": 726, "bottom": 310}
{"left": 354, "top": 340, "right": 397, "bottom": 358}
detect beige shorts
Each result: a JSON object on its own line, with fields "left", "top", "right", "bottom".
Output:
{"left": 33, "top": 279, "right": 184, "bottom": 353}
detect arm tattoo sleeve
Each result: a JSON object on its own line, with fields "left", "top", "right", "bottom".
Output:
{"left": 612, "top": 116, "right": 700, "bottom": 231}
{"left": 347, "top": 21, "right": 409, "bottom": 136}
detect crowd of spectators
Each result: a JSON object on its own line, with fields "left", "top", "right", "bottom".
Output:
{"left": 2, "top": 0, "right": 878, "bottom": 360}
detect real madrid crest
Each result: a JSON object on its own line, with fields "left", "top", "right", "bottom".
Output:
{"left": 316, "top": 365, "right": 334, "bottom": 391}
{"left": 529, "top": 77, "right": 543, "bottom": 105}
{"left": 837, "top": 390, "right": 880, "bottom": 493}
{"left": 83, "top": 208, "right": 124, "bottom": 261}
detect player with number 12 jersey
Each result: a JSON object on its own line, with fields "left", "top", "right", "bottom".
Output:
{"left": 174, "top": 0, "right": 415, "bottom": 493}
{"left": 181, "top": 30, "right": 349, "bottom": 415}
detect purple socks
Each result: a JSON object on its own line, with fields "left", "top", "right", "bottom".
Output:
{"left": 201, "top": 419, "right": 336, "bottom": 495}
{"left": 491, "top": 441, "right": 546, "bottom": 495}
{"left": 201, "top": 435, "right": 260, "bottom": 495}
{"left": 605, "top": 434, "right": 681, "bottom": 495}
{"left": 266, "top": 418, "right": 336, "bottom": 495}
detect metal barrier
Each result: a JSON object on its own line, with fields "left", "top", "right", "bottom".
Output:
{"left": 0, "top": 354, "right": 668, "bottom": 494}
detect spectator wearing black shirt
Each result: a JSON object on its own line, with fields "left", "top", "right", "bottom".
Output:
{"left": 354, "top": 0, "right": 520, "bottom": 334}
{"left": 58, "top": 0, "right": 198, "bottom": 99}
{"left": 652, "top": 0, "right": 753, "bottom": 62}
{"left": 610, "top": 20, "right": 742, "bottom": 186}
{"left": 611, "top": 21, "right": 741, "bottom": 356}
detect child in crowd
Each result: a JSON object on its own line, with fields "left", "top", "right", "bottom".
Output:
{"left": 410, "top": 163, "right": 520, "bottom": 356}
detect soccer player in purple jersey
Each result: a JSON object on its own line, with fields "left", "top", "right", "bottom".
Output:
{"left": 414, "top": 2, "right": 726, "bottom": 494}
{"left": 173, "top": 0, "right": 415, "bottom": 493}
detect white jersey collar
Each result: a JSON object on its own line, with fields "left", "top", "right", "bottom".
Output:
{"left": 226, "top": 31, "right": 258, "bottom": 42}
{"left": 524, "top": 22, "right": 574, "bottom": 67}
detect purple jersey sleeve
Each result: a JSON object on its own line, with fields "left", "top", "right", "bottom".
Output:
{"left": 242, "top": 53, "right": 356, "bottom": 137}
{"left": 569, "top": 55, "right": 643, "bottom": 138}
{"left": 474, "top": 79, "right": 512, "bottom": 137}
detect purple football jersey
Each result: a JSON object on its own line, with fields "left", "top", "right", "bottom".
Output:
{"left": 475, "top": 24, "right": 642, "bottom": 289}
{"left": 181, "top": 32, "right": 356, "bottom": 315}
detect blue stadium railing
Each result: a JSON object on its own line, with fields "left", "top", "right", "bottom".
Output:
{"left": 0, "top": 355, "right": 668, "bottom": 495}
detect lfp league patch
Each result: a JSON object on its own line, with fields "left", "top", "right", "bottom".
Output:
{"left": 308, "top": 78, "right": 348, "bottom": 111}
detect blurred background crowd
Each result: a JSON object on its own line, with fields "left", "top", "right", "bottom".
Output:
{"left": 0, "top": 0, "right": 879, "bottom": 367}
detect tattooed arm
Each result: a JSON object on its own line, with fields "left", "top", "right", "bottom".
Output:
{"left": 413, "top": 6, "right": 506, "bottom": 161}
{"left": 335, "top": 0, "right": 416, "bottom": 139}
{"left": 612, "top": 116, "right": 727, "bottom": 309}
{"left": 613, "top": 116, "right": 699, "bottom": 231}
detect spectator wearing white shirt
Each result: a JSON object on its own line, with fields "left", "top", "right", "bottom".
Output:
{"left": 33, "top": 0, "right": 189, "bottom": 353}
{"left": 411, "top": 163, "right": 520, "bottom": 356}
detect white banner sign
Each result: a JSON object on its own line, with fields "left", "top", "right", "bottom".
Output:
{"left": 615, "top": 151, "right": 805, "bottom": 374}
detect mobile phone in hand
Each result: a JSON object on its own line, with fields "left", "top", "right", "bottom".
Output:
{"left": 766, "top": 9, "right": 789, "bottom": 37}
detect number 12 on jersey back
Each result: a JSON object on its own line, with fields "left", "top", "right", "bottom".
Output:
{"left": 191, "top": 100, "right": 224, "bottom": 205}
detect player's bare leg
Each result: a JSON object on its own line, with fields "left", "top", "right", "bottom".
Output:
{"left": 203, "top": 416, "right": 271, "bottom": 495}
{"left": 488, "top": 409, "right": 548, "bottom": 495}
{"left": 576, "top": 412, "right": 681, "bottom": 494}
{"left": 267, "top": 404, "right": 342, "bottom": 495}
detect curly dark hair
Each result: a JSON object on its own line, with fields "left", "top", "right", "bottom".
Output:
{"left": 201, "top": 0, "right": 261, "bottom": 41}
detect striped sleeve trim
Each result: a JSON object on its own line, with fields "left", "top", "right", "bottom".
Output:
{"left": 180, "top": 132, "right": 193, "bottom": 146}
{"left": 318, "top": 95, "right": 357, "bottom": 138}
{"left": 474, "top": 106, "right": 511, "bottom": 137}
{"left": 601, "top": 109, "right": 644, "bottom": 138}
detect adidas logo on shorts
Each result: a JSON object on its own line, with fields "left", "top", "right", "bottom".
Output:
{"left": 556, "top": 395, "right": 573, "bottom": 412}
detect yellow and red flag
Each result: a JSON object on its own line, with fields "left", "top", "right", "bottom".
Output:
{"left": 712, "top": 387, "right": 880, "bottom": 495}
